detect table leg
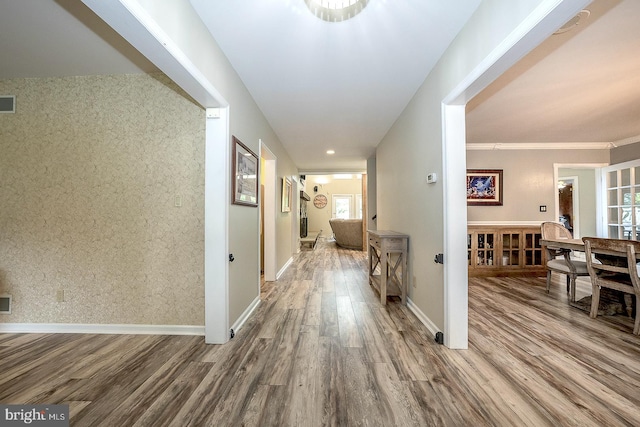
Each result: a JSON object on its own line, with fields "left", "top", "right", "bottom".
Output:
{"left": 380, "top": 249, "right": 387, "bottom": 305}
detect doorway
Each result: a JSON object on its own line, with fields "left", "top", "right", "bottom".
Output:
{"left": 558, "top": 177, "right": 577, "bottom": 237}
{"left": 260, "top": 142, "right": 277, "bottom": 283}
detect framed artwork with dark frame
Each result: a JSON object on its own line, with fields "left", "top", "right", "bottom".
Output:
{"left": 281, "top": 177, "right": 292, "bottom": 212}
{"left": 232, "top": 136, "right": 259, "bottom": 207}
{"left": 466, "top": 169, "right": 503, "bottom": 206}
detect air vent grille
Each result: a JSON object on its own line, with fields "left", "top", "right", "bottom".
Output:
{"left": 0, "top": 295, "right": 12, "bottom": 314}
{"left": 0, "top": 96, "right": 16, "bottom": 113}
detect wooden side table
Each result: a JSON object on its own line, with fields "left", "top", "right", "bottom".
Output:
{"left": 368, "top": 230, "right": 409, "bottom": 305}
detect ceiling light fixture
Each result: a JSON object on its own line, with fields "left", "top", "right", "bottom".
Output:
{"left": 553, "top": 9, "right": 590, "bottom": 35}
{"left": 326, "top": 149, "right": 335, "bottom": 154}
{"left": 304, "top": 0, "right": 369, "bottom": 23}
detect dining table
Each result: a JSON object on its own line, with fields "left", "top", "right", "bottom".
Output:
{"left": 540, "top": 237, "right": 635, "bottom": 315}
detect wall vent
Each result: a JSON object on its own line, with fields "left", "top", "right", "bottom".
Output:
{"left": 0, "top": 96, "right": 16, "bottom": 113}
{"left": 0, "top": 295, "right": 12, "bottom": 314}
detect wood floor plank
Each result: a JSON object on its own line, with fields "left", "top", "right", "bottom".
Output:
{"left": 2, "top": 239, "right": 640, "bottom": 426}
{"left": 336, "top": 295, "right": 364, "bottom": 347}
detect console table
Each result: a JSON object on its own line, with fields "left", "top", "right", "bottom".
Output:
{"left": 368, "top": 230, "right": 409, "bottom": 305}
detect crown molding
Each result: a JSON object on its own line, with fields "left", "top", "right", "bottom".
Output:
{"left": 466, "top": 142, "right": 614, "bottom": 151}
{"left": 612, "top": 134, "right": 640, "bottom": 147}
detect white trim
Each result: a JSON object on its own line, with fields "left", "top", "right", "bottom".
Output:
{"left": 466, "top": 142, "right": 614, "bottom": 151}
{"left": 331, "top": 194, "right": 355, "bottom": 219}
{"left": 260, "top": 142, "right": 278, "bottom": 282}
{"left": 442, "top": 0, "right": 591, "bottom": 349}
{"left": 557, "top": 175, "right": 580, "bottom": 238}
{"left": 204, "top": 107, "right": 230, "bottom": 344}
{"left": 277, "top": 257, "right": 294, "bottom": 279}
{"left": 230, "top": 296, "right": 260, "bottom": 337}
{"left": 81, "top": 0, "right": 227, "bottom": 108}
{"left": 0, "top": 323, "right": 204, "bottom": 336}
{"left": 613, "top": 134, "right": 640, "bottom": 147}
{"left": 407, "top": 298, "right": 439, "bottom": 339}
{"left": 553, "top": 163, "right": 607, "bottom": 237}
{"left": 600, "top": 159, "right": 640, "bottom": 239}
{"left": 442, "top": 104, "right": 468, "bottom": 349}
{"left": 291, "top": 176, "right": 301, "bottom": 255}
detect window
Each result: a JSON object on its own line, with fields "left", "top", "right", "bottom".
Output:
{"left": 602, "top": 160, "right": 640, "bottom": 240}
{"left": 356, "top": 194, "right": 362, "bottom": 219}
{"left": 332, "top": 194, "right": 354, "bottom": 219}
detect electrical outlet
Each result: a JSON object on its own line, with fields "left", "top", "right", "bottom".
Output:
{"left": 56, "top": 289, "right": 65, "bottom": 303}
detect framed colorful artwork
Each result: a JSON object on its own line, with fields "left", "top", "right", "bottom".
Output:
{"left": 466, "top": 169, "right": 503, "bottom": 206}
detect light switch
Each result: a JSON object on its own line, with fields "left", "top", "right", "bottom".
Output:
{"left": 175, "top": 195, "right": 182, "bottom": 207}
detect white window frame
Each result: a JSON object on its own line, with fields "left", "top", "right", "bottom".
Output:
{"left": 601, "top": 159, "right": 640, "bottom": 240}
{"left": 332, "top": 194, "right": 354, "bottom": 219}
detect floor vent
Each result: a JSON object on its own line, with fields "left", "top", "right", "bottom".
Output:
{"left": 0, "top": 295, "right": 12, "bottom": 314}
{"left": 0, "top": 96, "right": 16, "bottom": 113}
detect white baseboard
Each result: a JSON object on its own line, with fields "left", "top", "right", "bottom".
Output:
{"left": 277, "top": 257, "right": 293, "bottom": 279}
{"left": 230, "top": 296, "right": 260, "bottom": 337}
{"left": 407, "top": 298, "right": 440, "bottom": 339}
{"left": 0, "top": 323, "right": 205, "bottom": 336}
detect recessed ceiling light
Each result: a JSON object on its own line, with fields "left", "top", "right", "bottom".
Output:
{"left": 326, "top": 150, "right": 335, "bottom": 154}
{"left": 304, "top": 0, "right": 369, "bottom": 23}
{"left": 554, "top": 9, "right": 590, "bottom": 35}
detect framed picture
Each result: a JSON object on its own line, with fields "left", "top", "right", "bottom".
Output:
{"left": 466, "top": 169, "right": 503, "bottom": 206}
{"left": 232, "top": 136, "right": 259, "bottom": 207}
{"left": 281, "top": 177, "right": 292, "bottom": 212}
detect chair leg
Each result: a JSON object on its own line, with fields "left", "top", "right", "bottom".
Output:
{"left": 569, "top": 274, "right": 577, "bottom": 303}
{"left": 590, "top": 285, "right": 601, "bottom": 318}
{"left": 546, "top": 270, "right": 552, "bottom": 293}
{"left": 634, "top": 296, "right": 640, "bottom": 335}
{"left": 566, "top": 275, "right": 570, "bottom": 293}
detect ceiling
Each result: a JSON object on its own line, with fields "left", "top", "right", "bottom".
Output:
{"left": 466, "top": 0, "right": 640, "bottom": 148}
{"left": 188, "top": 0, "right": 481, "bottom": 171}
{"left": 1, "top": 0, "right": 639, "bottom": 169}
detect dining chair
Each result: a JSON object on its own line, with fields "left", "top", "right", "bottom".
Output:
{"left": 583, "top": 237, "right": 640, "bottom": 335}
{"left": 541, "top": 221, "right": 589, "bottom": 302}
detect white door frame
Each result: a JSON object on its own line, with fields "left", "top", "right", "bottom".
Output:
{"left": 204, "top": 108, "right": 230, "bottom": 344}
{"left": 260, "top": 142, "right": 277, "bottom": 282}
{"left": 78, "top": 0, "right": 233, "bottom": 345}
{"left": 291, "top": 176, "right": 300, "bottom": 255}
{"left": 554, "top": 163, "right": 608, "bottom": 239}
{"left": 557, "top": 175, "right": 580, "bottom": 237}
{"left": 442, "top": 0, "right": 590, "bottom": 349}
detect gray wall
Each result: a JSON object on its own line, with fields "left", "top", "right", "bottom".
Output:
{"left": 376, "top": 0, "right": 560, "bottom": 332}
{"left": 611, "top": 141, "right": 640, "bottom": 165}
{"left": 466, "top": 150, "right": 608, "bottom": 223}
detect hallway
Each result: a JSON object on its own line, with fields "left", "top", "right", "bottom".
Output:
{"left": 1, "top": 239, "right": 640, "bottom": 426}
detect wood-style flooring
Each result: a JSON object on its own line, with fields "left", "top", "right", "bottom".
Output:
{"left": 1, "top": 239, "right": 640, "bottom": 426}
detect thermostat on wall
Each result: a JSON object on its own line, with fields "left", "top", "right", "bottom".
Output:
{"left": 426, "top": 173, "right": 437, "bottom": 184}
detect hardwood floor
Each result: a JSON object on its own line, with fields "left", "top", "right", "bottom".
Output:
{"left": 1, "top": 239, "right": 640, "bottom": 426}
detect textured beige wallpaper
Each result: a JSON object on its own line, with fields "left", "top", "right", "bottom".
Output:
{"left": 0, "top": 73, "right": 205, "bottom": 325}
